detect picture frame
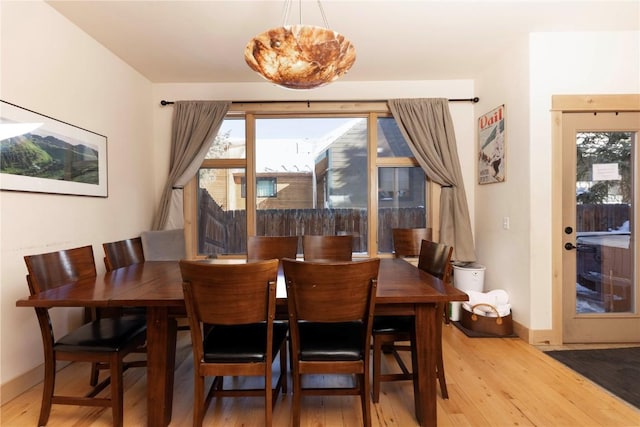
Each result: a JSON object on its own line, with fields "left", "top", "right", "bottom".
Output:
{"left": 0, "top": 100, "right": 108, "bottom": 197}
{"left": 478, "top": 104, "right": 505, "bottom": 184}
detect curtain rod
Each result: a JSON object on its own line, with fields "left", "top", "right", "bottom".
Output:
{"left": 160, "top": 97, "right": 479, "bottom": 106}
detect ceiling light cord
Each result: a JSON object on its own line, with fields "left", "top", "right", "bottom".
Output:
{"left": 281, "top": 0, "right": 330, "bottom": 28}
{"left": 317, "top": 0, "right": 330, "bottom": 28}
{"left": 281, "top": 0, "right": 292, "bottom": 26}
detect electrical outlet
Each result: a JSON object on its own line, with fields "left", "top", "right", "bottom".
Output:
{"left": 503, "top": 216, "right": 510, "bottom": 230}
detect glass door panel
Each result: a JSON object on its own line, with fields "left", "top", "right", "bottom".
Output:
{"left": 575, "top": 131, "right": 634, "bottom": 314}
{"left": 562, "top": 111, "right": 639, "bottom": 343}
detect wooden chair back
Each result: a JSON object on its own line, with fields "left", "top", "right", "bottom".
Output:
{"left": 283, "top": 258, "right": 379, "bottom": 323}
{"left": 179, "top": 259, "right": 285, "bottom": 426}
{"left": 282, "top": 257, "right": 379, "bottom": 427}
{"left": 24, "top": 245, "right": 97, "bottom": 295}
{"left": 102, "top": 237, "right": 145, "bottom": 271}
{"left": 180, "top": 259, "right": 279, "bottom": 326}
{"left": 247, "top": 235, "right": 299, "bottom": 261}
{"left": 302, "top": 235, "right": 353, "bottom": 262}
{"left": 392, "top": 228, "right": 433, "bottom": 258}
{"left": 418, "top": 239, "right": 454, "bottom": 283}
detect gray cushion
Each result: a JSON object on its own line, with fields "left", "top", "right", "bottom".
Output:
{"left": 141, "top": 228, "right": 186, "bottom": 261}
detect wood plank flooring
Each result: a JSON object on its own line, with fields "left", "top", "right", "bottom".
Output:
{"left": 2, "top": 324, "right": 638, "bottom": 426}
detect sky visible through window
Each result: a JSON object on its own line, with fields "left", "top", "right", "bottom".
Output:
{"left": 220, "top": 117, "right": 356, "bottom": 140}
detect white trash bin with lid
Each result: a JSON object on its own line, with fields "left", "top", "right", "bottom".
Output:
{"left": 453, "top": 262, "right": 486, "bottom": 292}
{"left": 450, "top": 263, "right": 486, "bottom": 321}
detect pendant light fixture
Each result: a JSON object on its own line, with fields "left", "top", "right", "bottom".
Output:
{"left": 244, "top": 0, "right": 356, "bottom": 90}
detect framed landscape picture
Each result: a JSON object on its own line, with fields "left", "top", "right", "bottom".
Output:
{"left": 0, "top": 100, "right": 108, "bottom": 197}
{"left": 478, "top": 104, "right": 505, "bottom": 184}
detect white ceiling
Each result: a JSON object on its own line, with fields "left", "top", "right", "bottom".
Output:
{"left": 46, "top": 0, "right": 640, "bottom": 84}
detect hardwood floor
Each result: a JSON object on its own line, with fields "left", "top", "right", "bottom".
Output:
{"left": 2, "top": 324, "right": 638, "bottom": 426}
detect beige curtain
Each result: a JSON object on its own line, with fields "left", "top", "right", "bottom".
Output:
{"left": 388, "top": 98, "right": 476, "bottom": 262}
{"left": 152, "top": 101, "right": 230, "bottom": 230}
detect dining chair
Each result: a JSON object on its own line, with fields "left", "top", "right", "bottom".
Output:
{"left": 92, "top": 237, "right": 147, "bottom": 386}
{"left": 139, "top": 229, "right": 191, "bottom": 331}
{"left": 247, "top": 235, "right": 299, "bottom": 322}
{"left": 282, "top": 258, "right": 380, "bottom": 427}
{"left": 302, "top": 234, "right": 353, "bottom": 261}
{"left": 371, "top": 228, "right": 430, "bottom": 402}
{"left": 180, "top": 259, "right": 288, "bottom": 427}
{"left": 417, "top": 240, "right": 453, "bottom": 399}
{"left": 371, "top": 237, "right": 453, "bottom": 402}
{"left": 24, "top": 245, "right": 147, "bottom": 427}
{"left": 103, "top": 236, "right": 145, "bottom": 271}
{"left": 247, "top": 235, "right": 299, "bottom": 261}
{"left": 391, "top": 227, "right": 432, "bottom": 258}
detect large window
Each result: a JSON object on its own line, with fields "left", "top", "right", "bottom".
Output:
{"left": 188, "top": 103, "right": 430, "bottom": 258}
{"left": 376, "top": 117, "right": 426, "bottom": 253}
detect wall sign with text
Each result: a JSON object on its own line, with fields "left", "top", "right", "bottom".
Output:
{"left": 478, "top": 105, "right": 505, "bottom": 185}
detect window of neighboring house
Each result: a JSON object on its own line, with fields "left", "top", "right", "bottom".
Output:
{"left": 241, "top": 177, "right": 277, "bottom": 198}
{"left": 379, "top": 168, "right": 411, "bottom": 201}
{"left": 188, "top": 103, "right": 430, "bottom": 258}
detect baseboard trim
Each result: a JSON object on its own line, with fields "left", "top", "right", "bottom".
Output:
{"left": 1, "top": 361, "right": 70, "bottom": 406}
{"left": 1, "top": 363, "right": 44, "bottom": 406}
{"left": 529, "top": 327, "right": 562, "bottom": 345}
{"left": 509, "top": 319, "right": 562, "bottom": 346}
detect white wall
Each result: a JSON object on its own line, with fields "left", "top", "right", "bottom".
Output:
{"left": 474, "top": 36, "right": 532, "bottom": 326}
{"left": 0, "top": 1, "right": 155, "bottom": 396}
{"left": 528, "top": 31, "right": 640, "bottom": 331}
{"left": 474, "top": 30, "right": 639, "bottom": 334}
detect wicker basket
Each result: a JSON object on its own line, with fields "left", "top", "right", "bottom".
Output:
{"left": 460, "top": 303, "right": 513, "bottom": 336}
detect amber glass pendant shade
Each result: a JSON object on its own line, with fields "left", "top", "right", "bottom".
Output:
{"left": 244, "top": 24, "right": 356, "bottom": 90}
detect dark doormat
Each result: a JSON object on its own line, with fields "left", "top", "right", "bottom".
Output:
{"left": 451, "top": 320, "right": 518, "bottom": 338}
{"left": 545, "top": 347, "right": 640, "bottom": 409}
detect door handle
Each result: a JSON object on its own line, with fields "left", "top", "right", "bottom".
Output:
{"left": 564, "top": 242, "right": 577, "bottom": 250}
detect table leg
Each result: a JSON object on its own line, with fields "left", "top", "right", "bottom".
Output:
{"left": 413, "top": 303, "right": 438, "bottom": 427}
{"left": 147, "top": 307, "right": 178, "bottom": 427}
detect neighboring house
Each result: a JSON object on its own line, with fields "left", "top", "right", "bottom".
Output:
{"left": 315, "top": 118, "right": 424, "bottom": 209}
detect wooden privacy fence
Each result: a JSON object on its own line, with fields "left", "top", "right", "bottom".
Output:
{"left": 577, "top": 204, "right": 630, "bottom": 232}
{"left": 199, "top": 189, "right": 629, "bottom": 256}
{"left": 198, "top": 189, "right": 426, "bottom": 256}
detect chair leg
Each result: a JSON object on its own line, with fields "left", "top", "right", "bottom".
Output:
{"left": 409, "top": 330, "right": 421, "bottom": 418}
{"left": 90, "top": 362, "right": 100, "bottom": 386}
{"left": 371, "top": 335, "right": 383, "bottom": 403}
{"left": 291, "top": 370, "right": 301, "bottom": 427}
{"left": 265, "top": 366, "right": 273, "bottom": 427}
{"left": 436, "top": 303, "right": 449, "bottom": 399}
{"left": 38, "top": 355, "right": 56, "bottom": 427}
{"left": 443, "top": 302, "right": 451, "bottom": 324}
{"left": 109, "top": 354, "right": 124, "bottom": 427}
{"left": 360, "top": 372, "right": 372, "bottom": 427}
{"left": 279, "top": 341, "right": 288, "bottom": 394}
{"left": 193, "top": 373, "right": 205, "bottom": 427}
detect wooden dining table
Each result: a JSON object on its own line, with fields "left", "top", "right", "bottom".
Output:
{"left": 16, "top": 257, "right": 467, "bottom": 427}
